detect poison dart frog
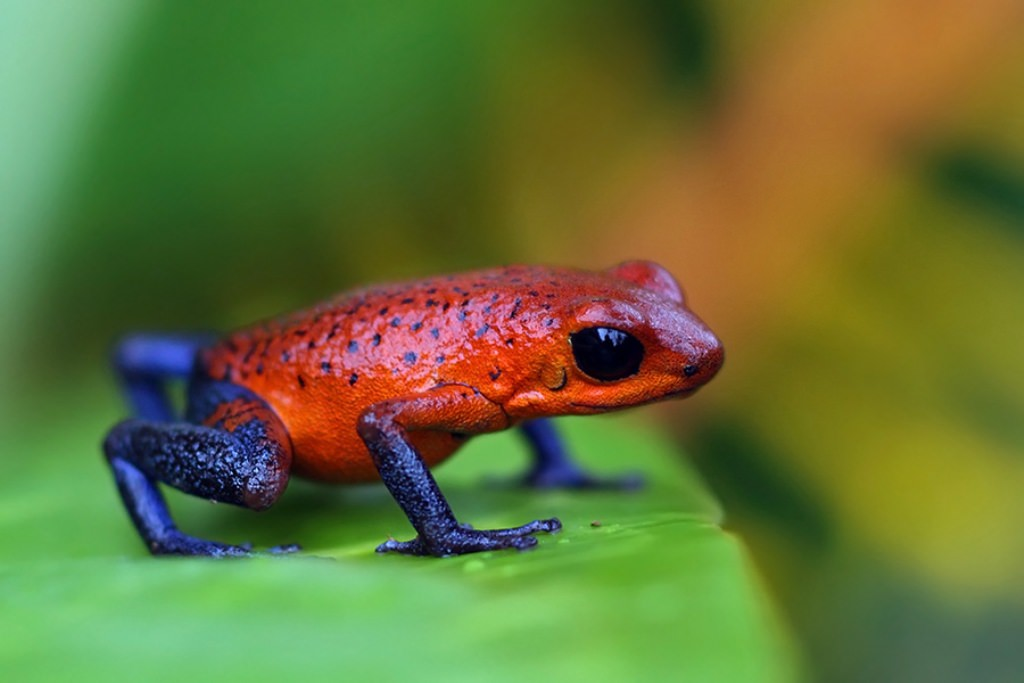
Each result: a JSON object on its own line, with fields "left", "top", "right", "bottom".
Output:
{"left": 103, "top": 261, "right": 723, "bottom": 558}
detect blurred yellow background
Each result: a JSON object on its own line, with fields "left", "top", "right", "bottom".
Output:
{"left": 2, "top": 2, "right": 1022, "bottom": 681}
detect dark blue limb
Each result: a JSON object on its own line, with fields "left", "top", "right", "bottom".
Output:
{"left": 107, "top": 456, "right": 254, "bottom": 557}
{"left": 112, "top": 333, "right": 215, "bottom": 421}
{"left": 357, "top": 402, "right": 561, "bottom": 557}
{"left": 518, "top": 418, "right": 643, "bottom": 489}
{"left": 102, "top": 380, "right": 296, "bottom": 556}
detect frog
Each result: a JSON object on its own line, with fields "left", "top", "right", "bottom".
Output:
{"left": 102, "top": 260, "right": 724, "bottom": 558}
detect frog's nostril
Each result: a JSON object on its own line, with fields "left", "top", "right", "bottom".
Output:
{"left": 683, "top": 364, "right": 700, "bottom": 378}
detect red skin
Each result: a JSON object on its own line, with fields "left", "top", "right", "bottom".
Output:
{"left": 199, "top": 262, "right": 723, "bottom": 483}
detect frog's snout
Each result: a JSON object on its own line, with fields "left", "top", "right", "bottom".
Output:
{"left": 681, "top": 330, "right": 724, "bottom": 386}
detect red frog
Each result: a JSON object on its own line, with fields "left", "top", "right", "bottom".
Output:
{"left": 103, "top": 261, "right": 723, "bottom": 557}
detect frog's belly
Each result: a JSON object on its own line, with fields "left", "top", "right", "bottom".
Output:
{"left": 236, "top": 372, "right": 467, "bottom": 483}
{"left": 290, "top": 425, "right": 465, "bottom": 483}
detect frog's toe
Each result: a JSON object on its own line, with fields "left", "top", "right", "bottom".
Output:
{"left": 376, "top": 536, "right": 423, "bottom": 555}
{"left": 267, "top": 543, "right": 302, "bottom": 555}
{"left": 480, "top": 517, "right": 562, "bottom": 537}
{"left": 377, "top": 518, "right": 561, "bottom": 557}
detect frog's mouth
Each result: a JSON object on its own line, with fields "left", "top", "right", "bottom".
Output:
{"left": 663, "top": 386, "right": 700, "bottom": 399}
{"left": 569, "top": 386, "right": 699, "bottom": 412}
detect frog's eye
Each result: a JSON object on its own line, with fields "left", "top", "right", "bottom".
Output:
{"left": 569, "top": 327, "right": 644, "bottom": 382}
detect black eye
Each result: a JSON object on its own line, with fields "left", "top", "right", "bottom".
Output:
{"left": 570, "top": 327, "right": 644, "bottom": 381}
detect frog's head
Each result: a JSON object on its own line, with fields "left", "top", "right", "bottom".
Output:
{"left": 507, "top": 260, "right": 723, "bottom": 417}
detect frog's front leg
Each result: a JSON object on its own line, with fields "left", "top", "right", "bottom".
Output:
{"left": 517, "top": 419, "right": 643, "bottom": 490}
{"left": 103, "top": 380, "right": 296, "bottom": 557}
{"left": 357, "top": 386, "right": 562, "bottom": 557}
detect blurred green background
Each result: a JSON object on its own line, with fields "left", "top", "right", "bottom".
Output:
{"left": 2, "top": 2, "right": 1023, "bottom": 681}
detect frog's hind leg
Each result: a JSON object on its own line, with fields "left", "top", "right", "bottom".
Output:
{"left": 518, "top": 419, "right": 643, "bottom": 490}
{"left": 112, "top": 333, "right": 215, "bottom": 421}
{"left": 103, "top": 380, "right": 296, "bottom": 557}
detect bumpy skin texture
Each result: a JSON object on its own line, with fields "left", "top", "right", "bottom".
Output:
{"left": 198, "top": 263, "right": 723, "bottom": 482}
{"left": 104, "top": 261, "right": 724, "bottom": 558}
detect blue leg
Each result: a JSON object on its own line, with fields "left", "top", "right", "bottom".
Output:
{"left": 103, "top": 374, "right": 297, "bottom": 556}
{"left": 357, "top": 400, "right": 560, "bottom": 557}
{"left": 112, "top": 333, "right": 215, "bottom": 421}
{"left": 518, "top": 419, "right": 643, "bottom": 489}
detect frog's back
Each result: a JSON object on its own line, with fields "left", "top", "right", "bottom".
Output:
{"left": 198, "top": 265, "right": 614, "bottom": 482}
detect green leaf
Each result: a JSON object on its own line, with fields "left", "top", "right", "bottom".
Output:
{"left": 0, "top": 393, "right": 799, "bottom": 683}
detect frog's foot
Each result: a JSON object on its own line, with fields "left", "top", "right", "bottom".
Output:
{"left": 149, "top": 531, "right": 254, "bottom": 557}
{"left": 150, "top": 531, "right": 302, "bottom": 558}
{"left": 523, "top": 466, "right": 645, "bottom": 491}
{"left": 376, "top": 518, "right": 562, "bottom": 557}
{"left": 516, "top": 419, "right": 644, "bottom": 490}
